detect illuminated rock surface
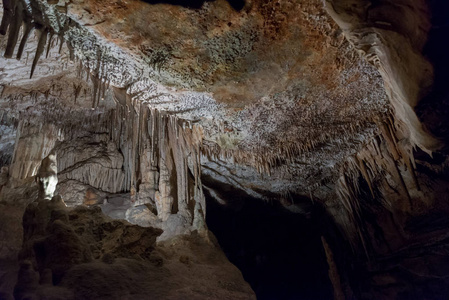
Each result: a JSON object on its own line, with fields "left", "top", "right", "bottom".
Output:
{"left": 0, "top": 0, "right": 449, "bottom": 299}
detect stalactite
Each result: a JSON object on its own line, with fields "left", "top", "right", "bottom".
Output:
{"left": 355, "top": 154, "right": 374, "bottom": 198}
{"left": 58, "top": 36, "right": 64, "bottom": 54}
{"left": 101, "top": 78, "right": 107, "bottom": 100}
{"left": 67, "top": 40, "right": 75, "bottom": 61}
{"left": 378, "top": 122, "right": 399, "bottom": 161}
{"left": 4, "top": 0, "right": 23, "bottom": 58}
{"left": 0, "top": 0, "right": 14, "bottom": 35}
{"left": 333, "top": 112, "right": 427, "bottom": 257}
{"left": 45, "top": 31, "right": 55, "bottom": 58}
{"left": 406, "top": 157, "right": 420, "bottom": 191}
{"left": 30, "top": 27, "right": 48, "bottom": 79}
{"left": 91, "top": 75, "right": 99, "bottom": 108}
{"left": 85, "top": 65, "right": 90, "bottom": 82}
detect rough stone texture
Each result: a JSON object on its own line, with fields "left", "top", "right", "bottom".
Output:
{"left": 0, "top": 202, "right": 23, "bottom": 298}
{"left": 0, "top": 114, "right": 16, "bottom": 168}
{"left": 0, "top": 0, "right": 390, "bottom": 195}
{"left": 56, "top": 179, "right": 107, "bottom": 206}
{"left": 8, "top": 123, "right": 60, "bottom": 181}
{"left": 10, "top": 194, "right": 254, "bottom": 300}
{"left": 324, "top": 0, "right": 440, "bottom": 152}
{"left": 1, "top": 99, "right": 208, "bottom": 237}
{"left": 0, "top": 178, "right": 38, "bottom": 300}
{"left": 125, "top": 204, "right": 160, "bottom": 227}
{"left": 56, "top": 134, "right": 126, "bottom": 194}
{"left": 1, "top": 0, "right": 449, "bottom": 299}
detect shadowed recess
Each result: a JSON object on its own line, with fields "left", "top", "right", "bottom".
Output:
{"left": 140, "top": 0, "right": 246, "bottom": 11}
{"left": 417, "top": 0, "right": 449, "bottom": 147}
{"left": 203, "top": 175, "right": 334, "bottom": 300}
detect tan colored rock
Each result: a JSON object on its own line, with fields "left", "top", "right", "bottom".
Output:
{"left": 324, "top": 0, "right": 440, "bottom": 153}
{"left": 12, "top": 188, "right": 254, "bottom": 300}
{"left": 9, "top": 123, "right": 59, "bottom": 181}
{"left": 154, "top": 190, "right": 173, "bottom": 222}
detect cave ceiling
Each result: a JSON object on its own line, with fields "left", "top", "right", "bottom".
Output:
{"left": 0, "top": 0, "right": 395, "bottom": 199}
{"left": 2, "top": 1, "right": 449, "bottom": 298}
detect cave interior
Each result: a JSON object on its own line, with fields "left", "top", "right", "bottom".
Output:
{"left": 1, "top": 0, "right": 449, "bottom": 299}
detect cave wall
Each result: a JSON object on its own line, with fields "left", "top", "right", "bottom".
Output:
{"left": 1, "top": 100, "right": 208, "bottom": 239}
{"left": 322, "top": 1, "right": 449, "bottom": 297}
{"left": 8, "top": 175, "right": 254, "bottom": 300}
{"left": 1, "top": 0, "right": 449, "bottom": 299}
{"left": 324, "top": 0, "right": 439, "bottom": 152}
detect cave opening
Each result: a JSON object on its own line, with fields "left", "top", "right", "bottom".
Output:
{"left": 203, "top": 176, "right": 334, "bottom": 300}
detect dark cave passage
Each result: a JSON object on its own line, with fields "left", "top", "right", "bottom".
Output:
{"left": 417, "top": 0, "right": 449, "bottom": 147}
{"left": 204, "top": 179, "right": 334, "bottom": 300}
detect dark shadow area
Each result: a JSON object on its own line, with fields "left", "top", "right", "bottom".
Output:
{"left": 203, "top": 175, "right": 334, "bottom": 300}
{"left": 139, "top": 0, "right": 246, "bottom": 11}
{"left": 417, "top": 0, "right": 449, "bottom": 150}
{"left": 337, "top": 169, "right": 449, "bottom": 300}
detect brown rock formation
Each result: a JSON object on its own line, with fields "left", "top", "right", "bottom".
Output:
{"left": 13, "top": 194, "right": 253, "bottom": 300}
{"left": 324, "top": 0, "right": 440, "bottom": 152}
{"left": 0, "top": 0, "right": 448, "bottom": 299}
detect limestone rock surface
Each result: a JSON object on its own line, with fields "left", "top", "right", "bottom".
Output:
{"left": 11, "top": 195, "right": 254, "bottom": 300}
{"left": 0, "top": 0, "right": 449, "bottom": 299}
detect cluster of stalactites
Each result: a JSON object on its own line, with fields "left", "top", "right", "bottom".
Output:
{"left": 50, "top": 93, "right": 206, "bottom": 222}
{"left": 335, "top": 114, "right": 420, "bottom": 255}
{"left": 201, "top": 118, "right": 371, "bottom": 176}
{"left": 9, "top": 121, "right": 62, "bottom": 180}
{"left": 1, "top": 0, "right": 135, "bottom": 107}
{"left": 6, "top": 109, "right": 113, "bottom": 183}
{"left": 104, "top": 94, "right": 206, "bottom": 224}
{"left": 76, "top": 55, "right": 112, "bottom": 109}
{"left": 7, "top": 93, "right": 207, "bottom": 227}
{"left": 0, "top": 0, "right": 75, "bottom": 78}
